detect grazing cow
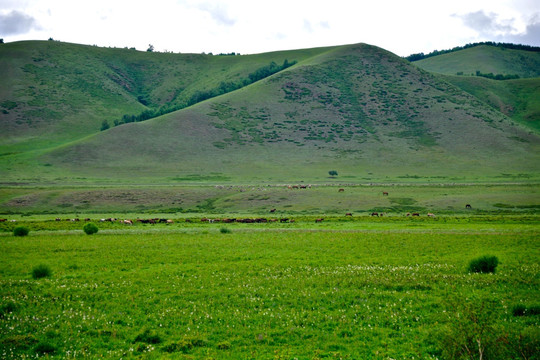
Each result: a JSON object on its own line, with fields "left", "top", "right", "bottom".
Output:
{"left": 465, "top": 204, "right": 472, "bottom": 209}
{"left": 345, "top": 213, "right": 353, "bottom": 216}
{"left": 412, "top": 213, "right": 420, "bottom": 217}
{"left": 338, "top": 188, "right": 345, "bottom": 192}
{"left": 270, "top": 208, "right": 276, "bottom": 213}
{"left": 371, "top": 212, "right": 379, "bottom": 217}
{"left": 280, "top": 218, "right": 289, "bottom": 223}
{"left": 383, "top": 191, "right": 389, "bottom": 196}
{"left": 315, "top": 218, "right": 324, "bottom": 223}
{"left": 123, "top": 219, "right": 133, "bottom": 225}
{"left": 427, "top": 213, "right": 436, "bottom": 218}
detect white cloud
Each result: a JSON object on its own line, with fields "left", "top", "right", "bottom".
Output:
{"left": 195, "top": 2, "right": 236, "bottom": 26}
{"left": 0, "top": 10, "right": 41, "bottom": 35}
{"left": 456, "top": 10, "right": 517, "bottom": 36}
{"left": 0, "top": 0, "right": 538, "bottom": 55}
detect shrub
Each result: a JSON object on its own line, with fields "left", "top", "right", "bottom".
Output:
{"left": 134, "top": 329, "right": 161, "bottom": 344}
{"left": 32, "top": 264, "right": 51, "bottom": 279}
{"left": 83, "top": 223, "right": 99, "bottom": 235}
{"left": 220, "top": 227, "right": 231, "bottom": 234}
{"left": 0, "top": 301, "right": 18, "bottom": 318}
{"left": 13, "top": 226, "right": 29, "bottom": 237}
{"left": 35, "top": 341, "right": 56, "bottom": 355}
{"left": 436, "top": 297, "right": 508, "bottom": 359}
{"left": 468, "top": 255, "right": 499, "bottom": 273}
{"left": 512, "top": 304, "right": 540, "bottom": 316}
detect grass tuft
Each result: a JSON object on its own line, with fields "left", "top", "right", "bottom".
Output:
{"left": 31, "top": 264, "right": 51, "bottom": 279}
{"left": 468, "top": 255, "right": 499, "bottom": 273}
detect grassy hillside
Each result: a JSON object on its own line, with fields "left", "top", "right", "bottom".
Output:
{"left": 443, "top": 76, "right": 540, "bottom": 132}
{"left": 413, "top": 45, "right": 540, "bottom": 78}
{"left": 21, "top": 44, "right": 537, "bottom": 184}
{"left": 0, "top": 40, "right": 327, "bottom": 154}
{"left": 1, "top": 41, "right": 539, "bottom": 186}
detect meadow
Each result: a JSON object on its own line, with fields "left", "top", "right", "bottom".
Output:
{"left": 0, "top": 216, "right": 538, "bottom": 359}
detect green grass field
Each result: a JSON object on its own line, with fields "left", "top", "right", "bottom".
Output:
{"left": 1, "top": 40, "right": 539, "bottom": 359}
{"left": 1, "top": 183, "right": 538, "bottom": 216}
{"left": 0, "top": 217, "right": 538, "bottom": 359}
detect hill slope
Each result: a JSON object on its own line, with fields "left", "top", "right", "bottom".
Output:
{"left": 27, "top": 43, "right": 539, "bottom": 184}
{"left": 443, "top": 76, "right": 540, "bottom": 132}
{"left": 413, "top": 44, "right": 540, "bottom": 78}
{"left": 0, "top": 40, "right": 324, "bottom": 154}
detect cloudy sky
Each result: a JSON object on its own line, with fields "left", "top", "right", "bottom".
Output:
{"left": 1, "top": 0, "right": 539, "bottom": 56}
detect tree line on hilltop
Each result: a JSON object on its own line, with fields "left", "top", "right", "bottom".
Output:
{"left": 405, "top": 42, "right": 540, "bottom": 62}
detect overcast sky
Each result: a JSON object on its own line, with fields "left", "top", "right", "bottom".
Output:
{"left": 1, "top": 0, "right": 539, "bottom": 56}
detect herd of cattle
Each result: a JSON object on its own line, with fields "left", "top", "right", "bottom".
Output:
{"left": 1, "top": 212, "right": 445, "bottom": 225}
{"left": 0, "top": 190, "right": 474, "bottom": 224}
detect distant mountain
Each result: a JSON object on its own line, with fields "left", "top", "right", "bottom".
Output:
{"left": 1, "top": 41, "right": 538, "bottom": 184}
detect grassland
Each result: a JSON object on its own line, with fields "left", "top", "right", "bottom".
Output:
{"left": 0, "top": 183, "right": 538, "bottom": 216}
{"left": 1, "top": 40, "right": 539, "bottom": 358}
{"left": 0, "top": 217, "right": 538, "bottom": 359}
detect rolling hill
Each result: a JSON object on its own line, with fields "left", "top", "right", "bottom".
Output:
{"left": 412, "top": 44, "right": 540, "bottom": 78}
{"left": 0, "top": 40, "right": 323, "bottom": 154}
{"left": 1, "top": 41, "right": 539, "bottom": 185}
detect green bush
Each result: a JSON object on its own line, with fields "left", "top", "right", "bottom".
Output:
{"left": 134, "top": 329, "right": 161, "bottom": 344}
{"left": 35, "top": 342, "right": 56, "bottom": 355}
{"left": 83, "top": 223, "right": 99, "bottom": 235}
{"left": 32, "top": 264, "right": 51, "bottom": 279}
{"left": 0, "top": 301, "right": 18, "bottom": 318}
{"left": 512, "top": 304, "right": 540, "bottom": 316}
{"left": 468, "top": 255, "right": 499, "bottom": 273}
{"left": 220, "top": 227, "right": 231, "bottom": 234}
{"left": 13, "top": 226, "right": 30, "bottom": 237}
